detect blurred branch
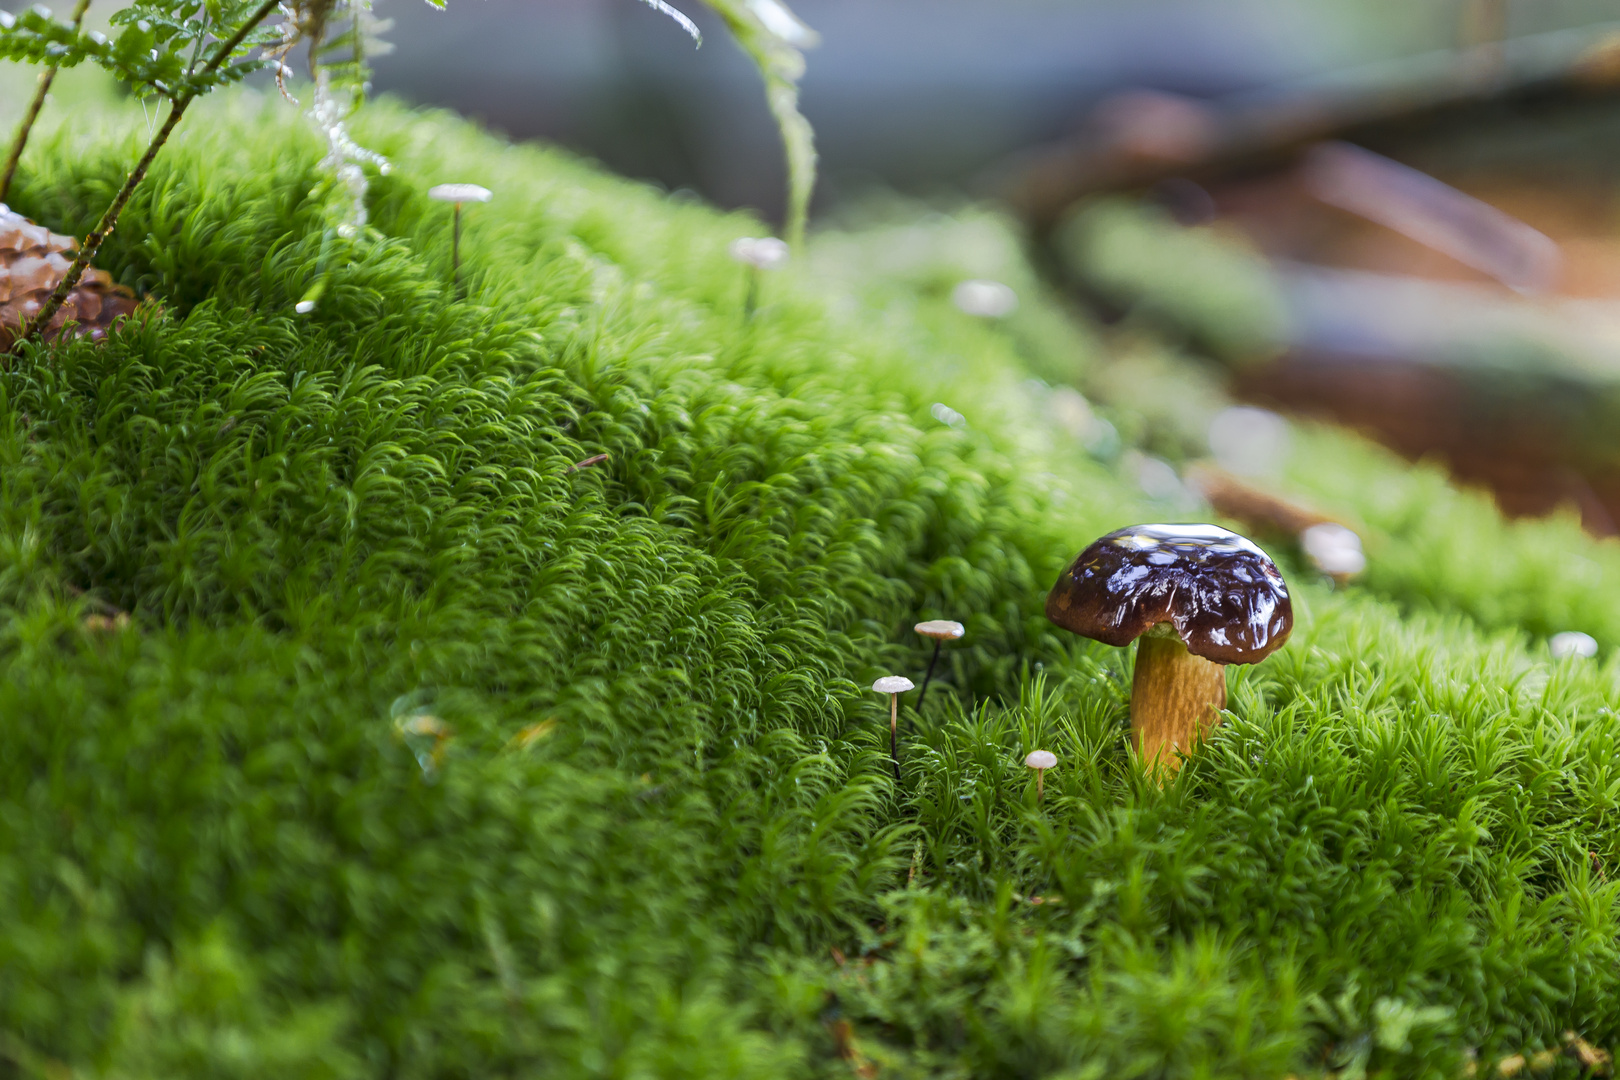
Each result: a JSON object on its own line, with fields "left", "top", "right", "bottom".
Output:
{"left": 1006, "top": 29, "right": 1620, "bottom": 230}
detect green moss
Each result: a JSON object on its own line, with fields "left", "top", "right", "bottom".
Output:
{"left": 2, "top": 82, "right": 1620, "bottom": 1078}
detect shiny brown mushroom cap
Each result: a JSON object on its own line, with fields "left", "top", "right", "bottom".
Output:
{"left": 1045, "top": 523, "right": 1292, "bottom": 664}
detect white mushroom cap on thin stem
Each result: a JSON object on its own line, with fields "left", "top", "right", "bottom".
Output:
{"left": 915, "top": 620, "right": 965, "bottom": 641}
{"left": 1024, "top": 750, "right": 1057, "bottom": 770}
{"left": 428, "top": 183, "right": 493, "bottom": 204}
{"left": 730, "top": 236, "right": 790, "bottom": 270}
{"left": 873, "top": 675, "right": 915, "bottom": 694}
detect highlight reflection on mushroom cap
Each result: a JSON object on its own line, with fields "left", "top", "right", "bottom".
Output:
{"left": 1045, "top": 523, "right": 1292, "bottom": 665}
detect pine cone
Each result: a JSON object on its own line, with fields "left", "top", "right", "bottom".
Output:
{"left": 0, "top": 205, "right": 138, "bottom": 350}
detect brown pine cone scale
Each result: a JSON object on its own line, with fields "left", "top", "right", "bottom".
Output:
{"left": 0, "top": 205, "right": 138, "bottom": 350}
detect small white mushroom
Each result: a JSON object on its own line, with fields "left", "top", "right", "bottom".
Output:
{"left": 951, "top": 279, "right": 1018, "bottom": 318}
{"left": 729, "top": 236, "right": 790, "bottom": 270}
{"left": 294, "top": 300, "right": 316, "bottom": 314}
{"left": 428, "top": 184, "right": 493, "bottom": 296}
{"left": 428, "top": 183, "right": 493, "bottom": 204}
{"left": 1300, "top": 522, "right": 1366, "bottom": 582}
{"left": 1550, "top": 631, "right": 1599, "bottom": 660}
{"left": 1025, "top": 749, "right": 1057, "bottom": 801}
{"left": 913, "top": 621, "right": 965, "bottom": 713}
{"left": 730, "top": 237, "right": 790, "bottom": 318}
{"left": 873, "top": 675, "right": 914, "bottom": 780}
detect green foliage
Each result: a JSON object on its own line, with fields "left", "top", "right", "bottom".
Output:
{"left": 4, "top": 86, "right": 1620, "bottom": 1078}
{"left": 1057, "top": 199, "right": 1289, "bottom": 366}
{"left": 0, "top": 0, "right": 277, "bottom": 100}
{"left": 703, "top": 0, "right": 818, "bottom": 247}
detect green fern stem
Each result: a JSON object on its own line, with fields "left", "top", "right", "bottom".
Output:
{"left": 0, "top": 0, "right": 93, "bottom": 204}
{"left": 16, "top": 0, "right": 281, "bottom": 351}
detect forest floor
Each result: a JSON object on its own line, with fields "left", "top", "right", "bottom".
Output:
{"left": 3, "top": 80, "right": 1620, "bottom": 1079}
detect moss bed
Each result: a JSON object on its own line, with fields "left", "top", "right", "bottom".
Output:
{"left": 5, "top": 87, "right": 1620, "bottom": 1079}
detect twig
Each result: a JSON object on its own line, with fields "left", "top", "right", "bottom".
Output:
{"left": 565, "top": 453, "right": 609, "bottom": 473}
{"left": 1007, "top": 31, "right": 1620, "bottom": 229}
{"left": 16, "top": 0, "right": 282, "bottom": 351}
{"left": 0, "top": 0, "right": 93, "bottom": 204}
{"left": 1184, "top": 464, "right": 1332, "bottom": 537}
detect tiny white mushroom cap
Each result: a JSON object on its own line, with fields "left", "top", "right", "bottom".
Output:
{"left": 1301, "top": 522, "right": 1366, "bottom": 579}
{"left": 428, "top": 183, "right": 493, "bottom": 204}
{"left": 952, "top": 279, "right": 1018, "bottom": 318}
{"left": 915, "top": 619, "right": 965, "bottom": 641}
{"left": 872, "top": 675, "right": 915, "bottom": 694}
{"left": 729, "top": 236, "right": 790, "bottom": 270}
{"left": 294, "top": 300, "right": 316, "bottom": 314}
{"left": 1025, "top": 750, "right": 1057, "bottom": 770}
{"left": 1551, "top": 631, "right": 1599, "bottom": 660}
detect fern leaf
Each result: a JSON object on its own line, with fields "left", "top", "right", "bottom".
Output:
{"left": 701, "top": 0, "right": 817, "bottom": 247}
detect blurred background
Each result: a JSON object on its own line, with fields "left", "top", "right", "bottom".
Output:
{"left": 372, "top": 0, "right": 1618, "bottom": 218}
{"left": 365, "top": 0, "right": 1620, "bottom": 545}
{"left": 0, "top": 2, "right": 1528, "bottom": 553}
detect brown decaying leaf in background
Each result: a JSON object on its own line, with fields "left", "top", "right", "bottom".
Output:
{"left": 0, "top": 205, "right": 137, "bottom": 351}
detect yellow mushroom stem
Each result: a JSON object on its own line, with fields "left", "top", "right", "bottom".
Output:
{"left": 1131, "top": 625, "right": 1227, "bottom": 781}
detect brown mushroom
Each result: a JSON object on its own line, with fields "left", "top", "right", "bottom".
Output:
{"left": 913, "top": 619, "right": 965, "bottom": 714}
{"left": 1045, "top": 523, "right": 1293, "bottom": 779}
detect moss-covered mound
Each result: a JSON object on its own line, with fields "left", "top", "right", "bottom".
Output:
{"left": 5, "top": 87, "right": 1620, "bottom": 1079}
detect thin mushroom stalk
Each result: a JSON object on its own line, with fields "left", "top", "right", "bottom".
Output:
{"left": 1025, "top": 750, "right": 1057, "bottom": 803}
{"left": 913, "top": 620, "right": 965, "bottom": 716}
{"left": 1045, "top": 524, "right": 1292, "bottom": 784}
{"left": 872, "top": 676, "right": 915, "bottom": 782}
{"left": 919, "top": 640, "right": 941, "bottom": 705}
{"left": 452, "top": 203, "right": 463, "bottom": 288}
{"left": 428, "top": 184, "right": 492, "bottom": 298}
{"left": 730, "top": 237, "right": 789, "bottom": 319}
{"left": 890, "top": 695, "right": 898, "bottom": 772}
